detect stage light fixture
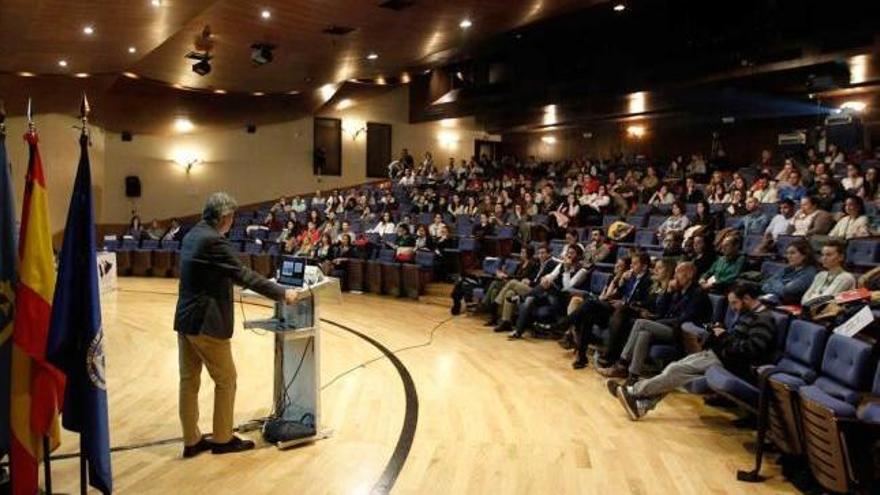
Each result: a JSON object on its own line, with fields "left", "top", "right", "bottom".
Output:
{"left": 613, "top": 3, "right": 626, "bottom": 12}
{"left": 83, "top": 26, "right": 95, "bottom": 35}
{"left": 251, "top": 43, "right": 276, "bottom": 66}
{"left": 261, "top": 9, "right": 271, "bottom": 20}
{"left": 459, "top": 19, "right": 472, "bottom": 29}
{"left": 367, "top": 52, "right": 378, "bottom": 60}
{"left": 128, "top": 46, "right": 137, "bottom": 54}
{"left": 192, "top": 59, "right": 211, "bottom": 76}
{"left": 186, "top": 51, "right": 213, "bottom": 76}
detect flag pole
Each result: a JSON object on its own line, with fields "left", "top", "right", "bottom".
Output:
{"left": 78, "top": 93, "right": 91, "bottom": 495}
{"left": 42, "top": 437, "right": 53, "bottom": 494}
{"left": 30, "top": 98, "right": 55, "bottom": 495}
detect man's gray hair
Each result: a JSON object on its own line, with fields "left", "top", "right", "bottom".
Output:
{"left": 202, "top": 192, "right": 238, "bottom": 226}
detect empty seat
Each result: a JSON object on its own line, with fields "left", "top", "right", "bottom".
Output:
{"left": 706, "top": 319, "right": 824, "bottom": 414}
{"left": 846, "top": 239, "right": 880, "bottom": 269}
{"left": 798, "top": 341, "right": 876, "bottom": 494}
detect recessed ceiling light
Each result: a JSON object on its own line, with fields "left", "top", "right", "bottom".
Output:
{"left": 58, "top": 59, "right": 68, "bottom": 68}
{"left": 613, "top": 3, "right": 626, "bottom": 12}
{"left": 122, "top": 71, "right": 139, "bottom": 79}
{"left": 261, "top": 9, "right": 271, "bottom": 19}
{"left": 74, "top": 72, "right": 90, "bottom": 78}
{"left": 367, "top": 52, "right": 379, "bottom": 60}
{"left": 128, "top": 46, "right": 137, "bottom": 54}
{"left": 151, "top": 0, "right": 161, "bottom": 6}
{"left": 174, "top": 117, "right": 195, "bottom": 133}
{"left": 459, "top": 19, "right": 472, "bottom": 29}
{"left": 288, "top": 90, "right": 300, "bottom": 95}
{"left": 83, "top": 25, "right": 95, "bottom": 35}
{"left": 17, "top": 71, "right": 36, "bottom": 77}
{"left": 214, "top": 89, "right": 227, "bottom": 94}
{"left": 253, "top": 91, "right": 265, "bottom": 96}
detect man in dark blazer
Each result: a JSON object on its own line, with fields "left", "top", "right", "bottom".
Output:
{"left": 562, "top": 252, "right": 653, "bottom": 369}
{"left": 598, "top": 261, "right": 711, "bottom": 379}
{"left": 175, "top": 192, "right": 300, "bottom": 458}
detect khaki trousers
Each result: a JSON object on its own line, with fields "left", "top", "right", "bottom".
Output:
{"left": 495, "top": 280, "right": 533, "bottom": 323}
{"left": 178, "top": 333, "right": 237, "bottom": 446}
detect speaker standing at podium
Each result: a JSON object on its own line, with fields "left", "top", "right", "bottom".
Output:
{"left": 174, "top": 192, "right": 301, "bottom": 458}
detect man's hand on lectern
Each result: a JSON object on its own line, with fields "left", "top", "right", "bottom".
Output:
{"left": 284, "top": 289, "right": 302, "bottom": 304}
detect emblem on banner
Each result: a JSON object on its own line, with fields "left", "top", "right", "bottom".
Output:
{"left": 87, "top": 329, "right": 107, "bottom": 390}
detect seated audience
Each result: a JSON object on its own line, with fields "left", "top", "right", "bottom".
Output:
{"left": 801, "top": 240, "right": 857, "bottom": 306}
{"left": 759, "top": 238, "right": 818, "bottom": 305}
{"left": 369, "top": 211, "right": 396, "bottom": 235}
{"left": 684, "top": 234, "right": 716, "bottom": 277}
{"left": 598, "top": 261, "right": 710, "bottom": 379}
{"left": 698, "top": 235, "right": 745, "bottom": 293}
{"left": 788, "top": 196, "right": 833, "bottom": 236}
{"left": 126, "top": 214, "right": 144, "bottom": 240}
{"left": 509, "top": 245, "right": 586, "bottom": 339}
{"left": 162, "top": 219, "right": 183, "bottom": 242}
{"left": 828, "top": 196, "right": 871, "bottom": 239}
{"left": 493, "top": 244, "right": 557, "bottom": 332}
{"left": 656, "top": 201, "right": 690, "bottom": 240}
{"left": 611, "top": 282, "right": 776, "bottom": 421}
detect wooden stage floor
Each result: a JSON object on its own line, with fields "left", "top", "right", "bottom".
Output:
{"left": 45, "top": 278, "right": 797, "bottom": 494}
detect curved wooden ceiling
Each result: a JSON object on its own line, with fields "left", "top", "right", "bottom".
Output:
{"left": 2, "top": 1, "right": 599, "bottom": 89}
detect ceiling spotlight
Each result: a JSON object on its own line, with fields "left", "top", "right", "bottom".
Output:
{"left": 186, "top": 51, "right": 213, "bottom": 76}
{"left": 336, "top": 99, "right": 354, "bottom": 110}
{"left": 122, "top": 71, "right": 139, "bottom": 79}
{"left": 17, "top": 71, "right": 36, "bottom": 77}
{"left": 192, "top": 59, "right": 211, "bottom": 76}
{"left": 613, "top": 3, "right": 626, "bottom": 11}
{"left": 214, "top": 89, "right": 227, "bottom": 94}
{"left": 261, "top": 9, "right": 271, "bottom": 20}
{"left": 253, "top": 91, "right": 265, "bottom": 96}
{"left": 367, "top": 52, "right": 378, "bottom": 60}
{"left": 74, "top": 72, "right": 90, "bottom": 78}
{"left": 459, "top": 19, "right": 472, "bottom": 29}
{"left": 151, "top": 0, "right": 161, "bottom": 6}
{"left": 250, "top": 43, "right": 275, "bottom": 66}
{"left": 128, "top": 46, "right": 137, "bottom": 54}
{"left": 288, "top": 90, "right": 300, "bottom": 95}
{"left": 174, "top": 117, "right": 195, "bottom": 133}
{"left": 58, "top": 59, "right": 68, "bottom": 68}
{"left": 83, "top": 25, "right": 95, "bottom": 35}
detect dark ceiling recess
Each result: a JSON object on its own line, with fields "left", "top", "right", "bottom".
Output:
{"left": 378, "top": 0, "right": 416, "bottom": 11}
{"left": 322, "top": 25, "right": 356, "bottom": 36}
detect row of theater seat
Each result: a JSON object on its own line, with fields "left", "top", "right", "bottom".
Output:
{"left": 465, "top": 259, "right": 880, "bottom": 493}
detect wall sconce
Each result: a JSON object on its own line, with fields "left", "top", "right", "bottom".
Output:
{"left": 626, "top": 125, "right": 646, "bottom": 139}
{"left": 342, "top": 118, "right": 366, "bottom": 141}
{"left": 173, "top": 149, "right": 202, "bottom": 173}
{"left": 541, "top": 135, "right": 557, "bottom": 145}
{"left": 437, "top": 130, "right": 460, "bottom": 149}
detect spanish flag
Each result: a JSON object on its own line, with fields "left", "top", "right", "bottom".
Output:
{"left": 10, "top": 129, "right": 66, "bottom": 495}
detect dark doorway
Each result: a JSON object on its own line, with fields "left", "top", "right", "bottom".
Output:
{"left": 314, "top": 117, "right": 342, "bottom": 176}
{"left": 475, "top": 139, "right": 500, "bottom": 161}
{"left": 367, "top": 122, "right": 392, "bottom": 178}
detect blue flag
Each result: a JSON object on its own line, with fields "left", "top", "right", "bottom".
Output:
{"left": 46, "top": 133, "right": 112, "bottom": 494}
{"left": 0, "top": 121, "right": 16, "bottom": 459}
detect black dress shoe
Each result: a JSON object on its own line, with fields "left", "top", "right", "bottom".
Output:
{"left": 211, "top": 435, "right": 255, "bottom": 455}
{"left": 182, "top": 436, "right": 212, "bottom": 458}
{"left": 484, "top": 316, "right": 499, "bottom": 327}
{"left": 605, "top": 379, "right": 621, "bottom": 398}
{"left": 572, "top": 358, "right": 588, "bottom": 369}
{"left": 450, "top": 301, "right": 461, "bottom": 315}
{"left": 494, "top": 321, "right": 512, "bottom": 333}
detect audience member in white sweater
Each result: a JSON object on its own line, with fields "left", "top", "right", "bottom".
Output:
{"left": 801, "top": 240, "right": 856, "bottom": 305}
